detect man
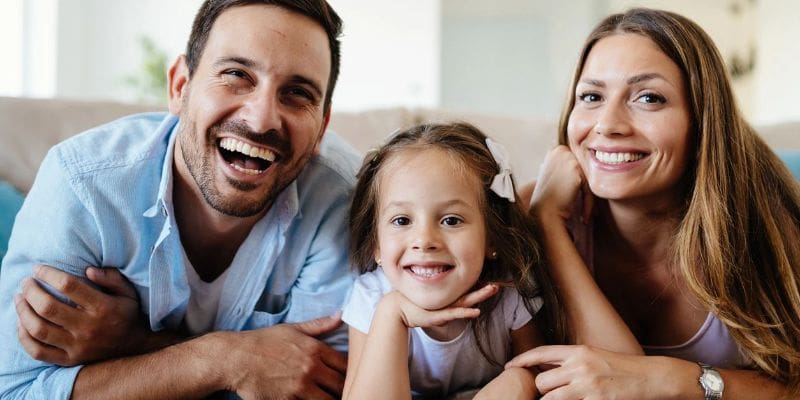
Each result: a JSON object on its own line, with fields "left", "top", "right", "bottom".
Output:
{"left": 0, "top": 1, "right": 359, "bottom": 398}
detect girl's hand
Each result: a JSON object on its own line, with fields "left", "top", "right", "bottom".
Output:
{"left": 384, "top": 284, "right": 499, "bottom": 328}
{"left": 506, "top": 345, "right": 691, "bottom": 399}
{"left": 530, "top": 145, "right": 592, "bottom": 224}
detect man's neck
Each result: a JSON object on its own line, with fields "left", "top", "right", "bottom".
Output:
{"left": 171, "top": 160, "right": 267, "bottom": 282}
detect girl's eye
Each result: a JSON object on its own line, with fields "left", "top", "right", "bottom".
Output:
{"left": 441, "top": 216, "right": 462, "bottom": 226}
{"left": 391, "top": 216, "right": 410, "bottom": 226}
{"left": 578, "top": 92, "right": 602, "bottom": 103}
{"left": 636, "top": 93, "right": 666, "bottom": 104}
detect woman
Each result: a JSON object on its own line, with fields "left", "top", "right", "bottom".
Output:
{"left": 513, "top": 8, "right": 800, "bottom": 399}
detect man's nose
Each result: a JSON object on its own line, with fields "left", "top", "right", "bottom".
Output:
{"left": 241, "top": 88, "right": 283, "bottom": 134}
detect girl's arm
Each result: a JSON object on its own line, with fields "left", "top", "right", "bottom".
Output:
{"left": 344, "top": 286, "right": 498, "bottom": 400}
{"left": 526, "top": 146, "right": 641, "bottom": 354}
{"left": 474, "top": 320, "right": 543, "bottom": 399}
{"left": 343, "top": 293, "right": 412, "bottom": 400}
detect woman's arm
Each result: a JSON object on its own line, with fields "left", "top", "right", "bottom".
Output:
{"left": 528, "top": 146, "right": 641, "bottom": 353}
{"left": 507, "top": 345, "right": 793, "bottom": 400}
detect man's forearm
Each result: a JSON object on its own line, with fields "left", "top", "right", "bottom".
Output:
{"left": 71, "top": 333, "right": 225, "bottom": 399}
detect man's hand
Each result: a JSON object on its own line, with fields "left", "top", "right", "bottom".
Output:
{"left": 209, "top": 314, "right": 348, "bottom": 400}
{"left": 15, "top": 265, "right": 155, "bottom": 366}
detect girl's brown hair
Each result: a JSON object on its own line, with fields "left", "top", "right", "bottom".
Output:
{"left": 561, "top": 8, "right": 800, "bottom": 394}
{"left": 350, "top": 122, "right": 566, "bottom": 361}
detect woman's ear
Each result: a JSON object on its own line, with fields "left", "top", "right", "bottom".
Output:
{"left": 167, "top": 54, "right": 190, "bottom": 115}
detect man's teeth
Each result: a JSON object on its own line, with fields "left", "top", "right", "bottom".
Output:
{"left": 219, "top": 137, "right": 276, "bottom": 162}
{"left": 231, "top": 164, "right": 262, "bottom": 175}
{"left": 595, "top": 150, "right": 644, "bottom": 164}
{"left": 409, "top": 265, "right": 449, "bottom": 278}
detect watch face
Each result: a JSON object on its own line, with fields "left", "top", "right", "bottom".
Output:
{"left": 705, "top": 373, "right": 723, "bottom": 391}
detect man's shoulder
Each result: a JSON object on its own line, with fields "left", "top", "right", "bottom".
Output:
{"left": 51, "top": 112, "right": 175, "bottom": 176}
{"left": 311, "top": 130, "right": 362, "bottom": 184}
{"left": 296, "top": 130, "right": 362, "bottom": 195}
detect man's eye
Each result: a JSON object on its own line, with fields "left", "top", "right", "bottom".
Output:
{"left": 288, "top": 87, "right": 312, "bottom": 99}
{"left": 441, "top": 216, "right": 462, "bottom": 226}
{"left": 391, "top": 217, "right": 410, "bottom": 226}
{"left": 222, "top": 70, "right": 247, "bottom": 79}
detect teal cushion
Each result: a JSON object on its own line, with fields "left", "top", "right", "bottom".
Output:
{"left": 0, "top": 181, "right": 25, "bottom": 262}
{"left": 778, "top": 150, "right": 800, "bottom": 180}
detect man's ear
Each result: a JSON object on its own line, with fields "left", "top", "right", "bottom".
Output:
{"left": 167, "top": 55, "right": 190, "bottom": 115}
{"left": 312, "top": 109, "right": 332, "bottom": 155}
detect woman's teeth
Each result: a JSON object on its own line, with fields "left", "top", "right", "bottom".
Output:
{"left": 595, "top": 150, "right": 644, "bottom": 164}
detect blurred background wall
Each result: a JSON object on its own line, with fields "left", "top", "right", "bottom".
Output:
{"left": 1, "top": 0, "right": 796, "bottom": 125}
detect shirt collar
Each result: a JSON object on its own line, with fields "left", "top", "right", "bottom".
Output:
{"left": 143, "top": 115, "right": 180, "bottom": 218}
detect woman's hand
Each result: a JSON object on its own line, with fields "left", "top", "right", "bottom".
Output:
{"left": 506, "top": 345, "right": 694, "bottom": 400}
{"left": 384, "top": 284, "right": 499, "bottom": 328}
{"left": 530, "top": 145, "right": 592, "bottom": 224}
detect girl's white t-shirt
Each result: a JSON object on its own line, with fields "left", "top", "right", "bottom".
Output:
{"left": 342, "top": 268, "right": 541, "bottom": 398}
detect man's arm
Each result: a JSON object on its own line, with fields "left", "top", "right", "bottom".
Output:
{"left": 15, "top": 265, "right": 182, "bottom": 366}
{"left": 70, "top": 315, "right": 345, "bottom": 399}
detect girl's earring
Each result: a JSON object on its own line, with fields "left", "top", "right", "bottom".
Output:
{"left": 490, "top": 251, "right": 497, "bottom": 259}
{"left": 376, "top": 258, "right": 382, "bottom": 266}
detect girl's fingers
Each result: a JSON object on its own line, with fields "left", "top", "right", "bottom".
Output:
{"left": 453, "top": 284, "right": 498, "bottom": 308}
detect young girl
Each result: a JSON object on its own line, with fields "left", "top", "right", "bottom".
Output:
{"left": 342, "top": 122, "right": 562, "bottom": 399}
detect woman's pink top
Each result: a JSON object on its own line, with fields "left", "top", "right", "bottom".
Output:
{"left": 569, "top": 208, "right": 750, "bottom": 368}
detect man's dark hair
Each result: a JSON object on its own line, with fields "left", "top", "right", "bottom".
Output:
{"left": 186, "top": 0, "right": 342, "bottom": 114}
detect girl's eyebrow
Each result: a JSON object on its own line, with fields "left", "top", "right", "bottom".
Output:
{"left": 383, "top": 199, "right": 470, "bottom": 210}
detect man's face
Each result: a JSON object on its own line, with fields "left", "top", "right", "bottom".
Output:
{"left": 169, "top": 4, "right": 331, "bottom": 217}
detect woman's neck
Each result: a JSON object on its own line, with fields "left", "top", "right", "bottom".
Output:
{"left": 595, "top": 198, "right": 682, "bottom": 269}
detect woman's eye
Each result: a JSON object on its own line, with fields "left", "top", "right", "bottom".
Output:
{"left": 636, "top": 93, "right": 666, "bottom": 104}
{"left": 441, "top": 216, "right": 462, "bottom": 226}
{"left": 578, "top": 92, "right": 601, "bottom": 103}
{"left": 391, "top": 217, "right": 410, "bottom": 226}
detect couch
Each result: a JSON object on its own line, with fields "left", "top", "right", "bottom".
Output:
{"left": 1, "top": 96, "right": 800, "bottom": 257}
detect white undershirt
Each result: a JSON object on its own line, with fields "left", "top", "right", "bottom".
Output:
{"left": 183, "top": 263, "right": 231, "bottom": 335}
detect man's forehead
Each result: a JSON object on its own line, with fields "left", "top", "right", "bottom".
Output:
{"left": 201, "top": 4, "right": 331, "bottom": 83}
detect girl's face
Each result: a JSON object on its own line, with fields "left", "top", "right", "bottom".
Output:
{"left": 374, "top": 148, "right": 488, "bottom": 310}
{"left": 567, "top": 33, "right": 692, "bottom": 207}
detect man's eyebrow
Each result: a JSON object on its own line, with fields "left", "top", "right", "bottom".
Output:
{"left": 287, "top": 75, "right": 323, "bottom": 98}
{"left": 212, "top": 56, "right": 261, "bottom": 70}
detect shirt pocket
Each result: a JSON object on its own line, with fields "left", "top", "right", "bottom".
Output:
{"left": 243, "top": 292, "right": 291, "bottom": 329}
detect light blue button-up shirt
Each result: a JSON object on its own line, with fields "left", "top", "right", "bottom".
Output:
{"left": 0, "top": 113, "right": 360, "bottom": 399}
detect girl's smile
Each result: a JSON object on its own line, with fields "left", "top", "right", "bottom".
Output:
{"left": 374, "top": 148, "right": 488, "bottom": 310}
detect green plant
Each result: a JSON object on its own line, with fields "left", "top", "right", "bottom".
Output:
{"left": 123, "top": 36, "right": 168, "bottom": 104}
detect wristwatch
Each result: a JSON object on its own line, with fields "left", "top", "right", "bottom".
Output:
{"left": 698, "top": 362, "right": 724, "bottom": 400}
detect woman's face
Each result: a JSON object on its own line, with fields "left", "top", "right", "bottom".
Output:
{"left": 567, "top": 33, "right": 692, "bottom": 207}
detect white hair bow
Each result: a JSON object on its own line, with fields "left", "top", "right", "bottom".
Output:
{"left": 485, "top": 138, "right": 515, "bottom": 202}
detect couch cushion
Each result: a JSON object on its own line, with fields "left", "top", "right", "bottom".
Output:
{"left": 0, "top": 97, "right": 162, "bottom": 193}
{"left": 778, "top": 150, "right": 800, "bottom": 180}
{"left": 0, "top": 180, "right": 24, "bottom": 262}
